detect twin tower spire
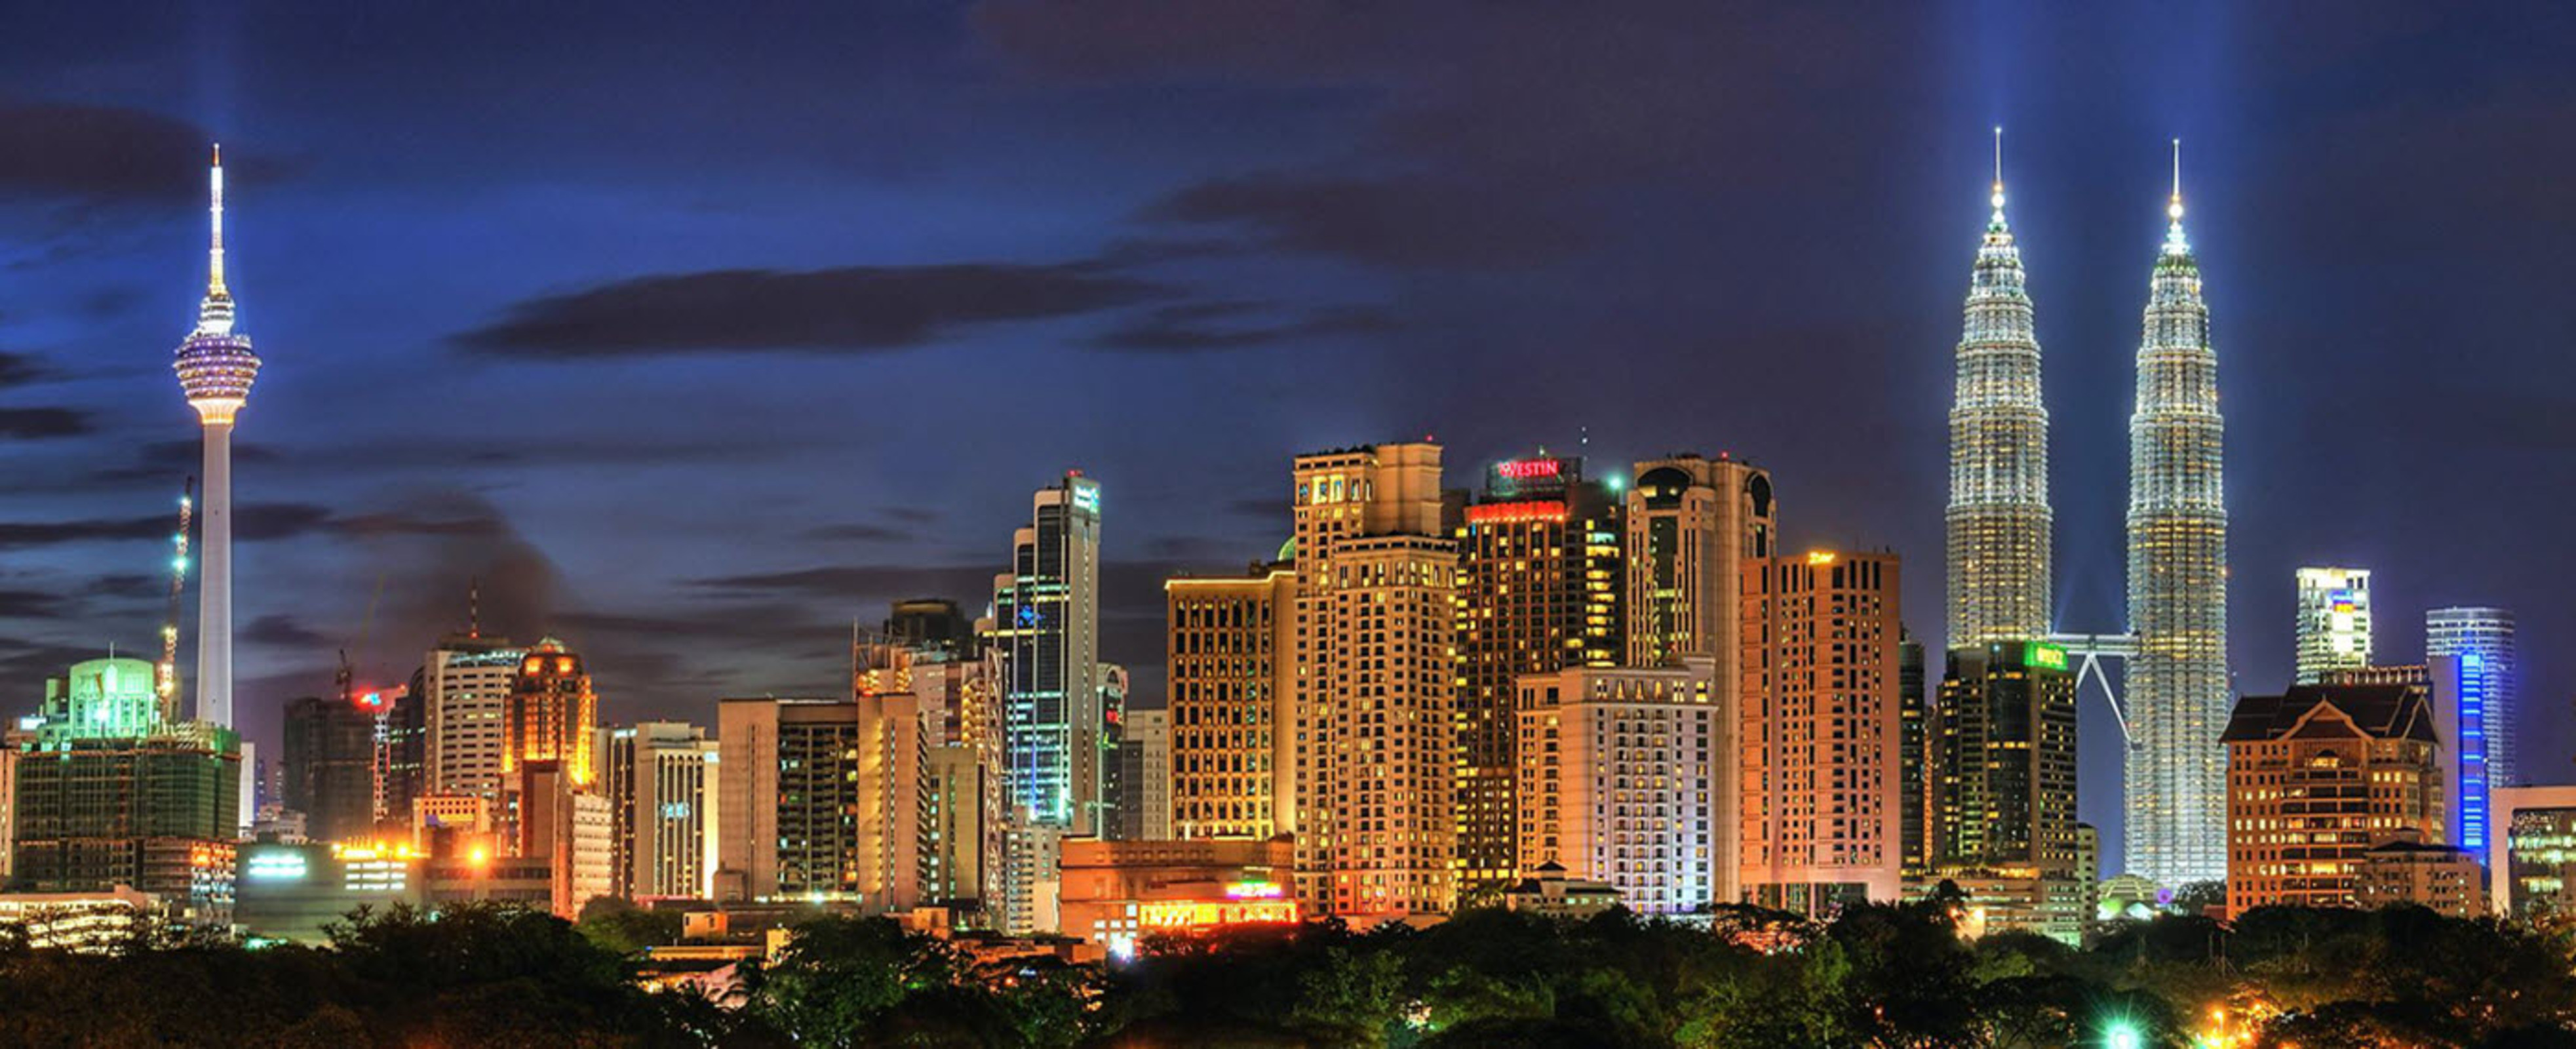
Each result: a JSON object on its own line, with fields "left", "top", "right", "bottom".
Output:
{"left": 1944, "top": 129, "right": 2228, "bottom": 886}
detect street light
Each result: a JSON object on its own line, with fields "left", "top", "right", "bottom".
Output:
{"left": 2105, "top": 1020, "right": 2144, "bottom": 1049}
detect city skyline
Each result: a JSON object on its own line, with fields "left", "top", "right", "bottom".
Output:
{"left": 1, "top": 4, "right": 2571, "bottom": 877}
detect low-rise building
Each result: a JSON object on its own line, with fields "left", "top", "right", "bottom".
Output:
{"left": 1056, "top": 836, "right": 1297, "bottom": 959}
{"left": 236, "top": 839, "right": 427, "bottom": 943}
{"left": 0, "top": 884, "right": 162, "bottom": 952}
{"left": 1500, "top": 861, "right": 1620, "bottom": 919}
{"left": 2355, "top": 838, "right": 2484, "bottom": 917}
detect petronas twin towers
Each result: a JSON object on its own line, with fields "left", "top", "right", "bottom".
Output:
{"left": 1945, "top": 133, "right": 2228, "bottom": 886}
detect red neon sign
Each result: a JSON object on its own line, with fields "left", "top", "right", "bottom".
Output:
{"left": 1496, "top": 459, "right": 1562, "bottom": 480}
{"left": 1467, "top": 501, "right": 1570, "bottom": 526}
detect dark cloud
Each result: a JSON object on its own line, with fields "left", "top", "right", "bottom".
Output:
{"left": 0, "top": 502, "right": 322, "bottom": 549}
{"left": 0, "top": 406, "right": 91, "bottom": 439}
{"left": 1142, "top": 175, "right": 1588, "bottom": 269}
{"left": 881, "top": 506, "right": 941, "bottom": 525}
{"left": 689, "top": 563, "right": 1000, "bottom": 602}
{"left": 453, "top": 262, "right": 1165, "bottom": 358}
{"left": 0, "top": 589, "right": 66, "bottom": 619}
{"left": 81, "top": 574, "right": 161, "bottom": 600}
{"left": 241, "top": 614, "right": 330, "bottom": 650}
{"left": 89, "top": 439, "right": 284, "bottom": 485}
{"left": 804, "top": 522, "right": 912, "bottom": 543}
{"left": 1090, "top": 302, "right": 1401, "bottom": 353}
{"left": 0, "top": 352, "right": 45, "bottom": 389}
{"left": 0, "top": 102, "right": 214, "bottom": 205}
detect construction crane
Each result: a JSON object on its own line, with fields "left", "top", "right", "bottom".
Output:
{"left": 155, "top": 477, "right": 197, "bottom": 723}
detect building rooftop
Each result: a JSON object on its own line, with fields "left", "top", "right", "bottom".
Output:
{"left": 2221, "top": 684, "right": 2436, "bottom": 745}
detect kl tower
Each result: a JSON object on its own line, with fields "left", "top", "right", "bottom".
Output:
{"left": 173, "top": 146, "right": 260, "bottom": 728}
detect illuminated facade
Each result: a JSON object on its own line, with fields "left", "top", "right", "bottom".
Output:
{"left": 597, "top": 722, "right": 719, "bottom": 900}
{"left": 1738, "top": 551, "right": 1903, "bottom": 912}
{"left": 173, "top": 147, "right": 261, "bottom": 731}
{"left": 501, "top": 638, "right": 598, "bottom": 789}
{"left": 1932, "top": 642, "right": 2080, "bottom": 874}
{"left": 236, "top": 841, "right": 426, "bottom": 943}
{"left": 515, "top": 760, "right": 614, "bottom": 917}
{"left": 715, "top": 696, "right": 861, "bottom": 901}
{"left": 9, "top": 723, "right": 241, "bottom": 920}
{"left": 1947, "top": 135, "right": 2054, "bottom": 648}
{"left": 2432, "top": 653, "right": 2497, "bottom": 854}
{"left": 1291, "top": 443, "right": 1457, "bottom": 919}
{"left": 1056, "top": 837, "right": 1297, "bottom": 959}
{"left": 1165, "top": 566, "right": 1295, "bottom": 840}
{"left": 2223, "top": 684, "right": 2442, "bottom": 917}
{"left": 2353, "top": 839, "right": 2484, "bottom": 918}
{"left": 2125, "top": 151, "right": 2231, "bottom": 885}
{"left": 1115, "top": 707, "right": 1170, "bottom": 841}
{"left": 1623, "top": 452, "right": 1772, "bottom": 905}
{"left": 1897, "top": 635, "right": 1930, "bottom": 879}
{"left": 2489, "top": 785, "right": 2576, "bottom": 921}
{"left": 1454, "top": 454, "right": 1623, "bottom": 890}
{"left": 990, "top": 473, "right": 1104, "bottom": 834}
{"left": 422, "top": 635, "right": 526, "bottom": 802}
{"left": 0, "top": 885, "right": 163, "bottom": 953}
{"left": 2293, "top": 567, "right": 2373, "bottom": 684}
{"left": 1515, "top": 658, "right": 1719, "bottom": 915}
{"left": 2428, "top": 606, "right": 2518, "bottom": 787}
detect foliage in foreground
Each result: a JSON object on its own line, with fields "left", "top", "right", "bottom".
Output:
{"left": 0, "top": 898, "right": 2567, "bottom": 1047}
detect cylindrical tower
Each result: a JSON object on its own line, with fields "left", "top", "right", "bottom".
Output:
{"left": 1946, "top": 129, "right": 2053, "bottom": 648}
{"left": 2124, "top": 144, "right": 2229, "bottom": 886}
{"left": 174, "top": 146, "right": 262, "bottom": 730}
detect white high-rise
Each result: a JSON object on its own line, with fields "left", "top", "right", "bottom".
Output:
{"left": 2429, "top": 607, "right": 2518, "bottom": 788}
{"left": 172, "top": 146, "right": 262, "bottom": 729}
{"left": 2124, "top": 144, "right": 2231, "bottom": 886}
{"left": 2293, "top": 568, "right": 2372, "bottom": 684}
{"left": 1947, "top": 129, "right": 2054, "bottom": 648}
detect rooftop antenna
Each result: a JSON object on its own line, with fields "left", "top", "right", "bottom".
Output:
{"left": 468, "top": 578, "right": 481, "bottom": 639}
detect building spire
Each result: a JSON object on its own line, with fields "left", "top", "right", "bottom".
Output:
{"left": 1988, "top": 126, "right": 2008, "bottom": 229}
{"left": 2163, "top": 138, "right": 2190, "bottom": 256}
{"left": 197, "top": 144, "right": 236, "bottom": 336}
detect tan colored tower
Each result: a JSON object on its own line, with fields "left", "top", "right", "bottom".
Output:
{"left": 1165, "top": 564, "right": 1297, "bottom": 840}
{"left": 1291, "top": 443, "right": 1457, "bottom": 919}
{"left": 1623, "top": 453, "right": 1772, "bottom": 905}
{"left": 501, "top": 638, "right": 598, "bottom": 789}
{"left": 1739, "top": 550, "right": 1903, "bottom": 912}
{"left": 2223, "top": 683, "right": 2442, "bottom": 917}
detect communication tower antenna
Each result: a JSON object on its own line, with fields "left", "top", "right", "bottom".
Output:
{"left": 156, "top": 477, "right": 197, "bottom": 722}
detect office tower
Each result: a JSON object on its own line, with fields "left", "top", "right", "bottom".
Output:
{"left": 2125, "top": 146, "right": 2231, "bottom": 886}
{"left": 1166, "top": 564, "right": 1297, "bottom": 840}
{"left": 886, "top": 598, "right": 977, "bottom": 656}
{"left": 1110, "top": 707, "right": 1171, "bottom": 842}
{"left": 501, "top": 638, "right": 598, "bottom": 789}
{"left": 2223, "top": 683, "right": 2441, "bottom": 917}
{"left": 853, "top": 678, "right": 930, "bottom": 913}
{"left": 1454, "top": 453, "right": 1624, "bottom": 888}
{"left": 716, "top": 696, "right": 860, "bottom": 900}
{"left": 10, "top": 657, "right": 240, "bottom": 919}
{"left": 422, "top": 634, "right": 526, "bottom": 802}
{"left": 1624, "top": 452, "right": 1772, "bottom": 906}
{"left": 990, "top": 472, "right": 1105, "bottom": 834}
{"left": 1898, "top": 634, "right": 1930, "bottom": 880}
{"left": 2428, "top": 608, "right": 2517, "bottom": 786}
{"left": 173, "top": 147, "right": 261, "bottom": 730}
{"left": 1932, "top": 642, "right": 2080, "bottom": 873}
{"left": 2489, "top": 786, "right": 2576, "bottom": 921}
{"left": 1947, "top": 130, "right": 2053, "bottom": 647}
{"left": 917, "top": 644, "right": 1005, "bottom": 915}
{"left": 1291, "top": 443, "right": 1459, "bottom": 919}
{"left": 1515, "top": 658, "right": 1719, "bottom": 915}
{"left": 596, "top": 722, "right": 719, "bottom": 900}
{"left": 282, "top": 694, "right": 378, "bottom": 842}
{"left": 1740, "top": 551, "right": 1903, "bottom": 912}
{"left": 515, "top": 760, "right": 614, "bottom": 919}
{"left": 2353, "top": 841, "right": 2484, "bottom": 918}
{"left": 2433, "top": 654, "right": 2497, "bottom": 854}
{"left": 2293, "top": 567, "right": 2373, "bottom": 684}
{"left": 378, "top": 683, "right": 427, "bottom": 831}
{"left": 1099, "top": 663, "right": 1131, "bottom": 839}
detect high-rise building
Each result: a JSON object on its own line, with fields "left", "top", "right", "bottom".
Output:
{"left": 514, "top": 760, "right": 614, "bottom": 919}
{"left": 1115, "top": 707, "right": 1171, "bottom": 842}
{"left": 1165, "top": 566, "right": 1296, "bottom": 841}
{"left": 11, "top": 657, "right": 240, "bottom": 920}
{"left": 379, "top": 681, "right": 428, "bottom": 831}
{"left": 2293, "top": 567, "right": 2373, "bottom": 684}
{"left": 282, "top": 694, "right": 378, "bottom": 843}
{"left": 2125, "top": 148, "right": 2231, "bottom": 886}
{"left": 1098, "top": 663, "right": 1131, "bottom": 839}
{"left": 1932, "top": 642, "right": 2080, "bottom": 874}
{"left": 421, "top": 635, "right": 526, "bottom": 802}
{"left": 596, "top": 722, "right": 718, "bottom": 900}
{"left": 173, "top": 147, "right": 261, "bottom": 731}
{"left": 1739, "top": 551, "right": 1903, "bottom": 912}
{"left": 990, "top": 473, "right": 1105, "bottom": 835}
{"left": 918, "top": 646, "right": 1005, "bottom": 915}
{"left": 1292, "top": 443, "right": 1458, "bottom": 919}
{"left": 716, "top": 696, "right": 860, "bottom": 901}
{"left": 1453, "top": 452, "right": 1624, "bottom": 888}
{"left": 2489, "top": 785, "right": 2576, "bottom": 922}
{"left": 2223, "top": 683, "right": 2442, "bottom": 917}
{"left": 2428, "top": 608, "right": 2517, "bottom": 787}
{"left": 852, "top": 676, "right": 929, "bottom": 913}
{"left": 1515, "top": 658, "right": 1720, "bottom": 915}
{"left": 501, "top": 638, "right": 598, "bottom": 790}
{"left": 1623, "top": 452, "right": 1772, "bottom": 907}
{"left": 2432, "top": 653, "right": 2498, "bottom": 855}
{"left": 1947, "top": 132, "right": 2053, "bottom": 648}
{"left": 886, "top": 598, "right": 977, "bottom": 656}
{"left": 1898, "top": 634, "right": 1930, "bottom": 881}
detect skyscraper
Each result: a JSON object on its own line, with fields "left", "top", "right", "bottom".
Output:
{"left": 1947, "top": 129, "right": 2053, "bottom": 648}
{"left": 1114, "top": 708, "right": 1170, "bottom": 842}
{"left": 2125, "top": 145, "right": 2230, "bottom": 886}
{"left": 2428, "top": 607, "right": 2518, "bottom": 787}
{"left": 1515, "top": 658, "right": 1720, "bottom": 915}
{"left": 1453, "top": 453, "right": 1622, "bottom": 889}
{"left": 1165, "top": 565, "right": 1295, "bottom": 841}
{"left": 1739, "top": 550, "right": 1903, "bottom": 912}
{"left": 421, "top": 634, "right": 526, "bottom": 802}
{"left": 172, "top": 147, "right": 262, "bottom": 730}
{"left": 596, "top": 721, "right": 718, "bottom": 900}
{"left": 501, "top": 639, "right": 598, "bottom": 789}
{"left": 283, "top": 694, "right": 379, "bottom": 843}
{"left": 716, "top": 696, "right": 861, "bottom": 901}
{"left": 2293, "top": 568, "right": 2373, "bottom": 684}
{"left": 1291, "top": 443, "right": 1458, "bottom": 919}
{"left": 990, "top": 473, "right": 1104, "bottom": 835}
{"left": 1932, "top": 642, "right": 2080, "bottom": 874}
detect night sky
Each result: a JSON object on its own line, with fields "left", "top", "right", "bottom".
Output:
{"left": 1, "top": 1, "right": 2569, "bottom": 873}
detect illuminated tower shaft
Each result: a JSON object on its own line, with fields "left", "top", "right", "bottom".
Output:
{"left": 2124, "top": 147, "right": 2227, "bottom": 885}
{"left": 173, "top": 146, "right": 262, "bottom": 729}
{"left": 1946, "top": 130, "right": 2052, "bottom": 646}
